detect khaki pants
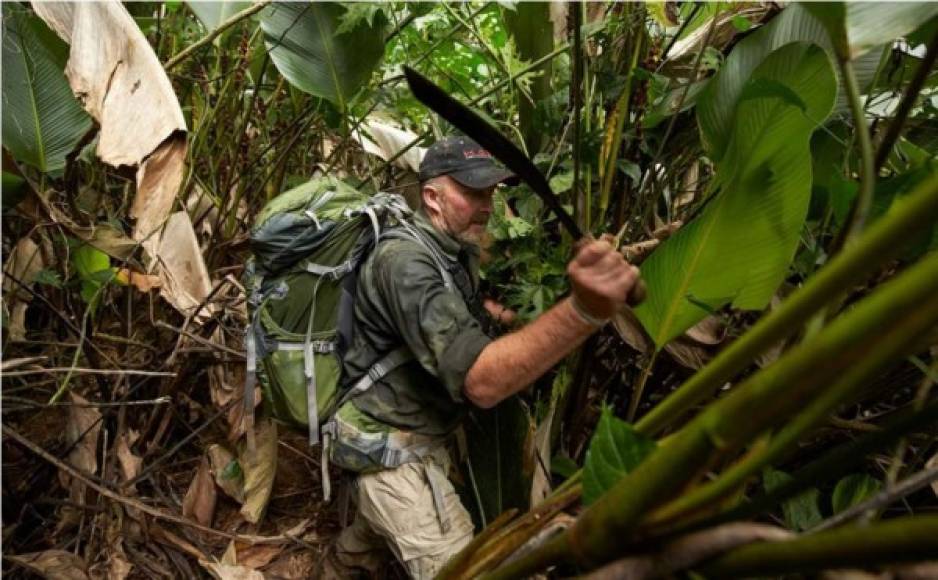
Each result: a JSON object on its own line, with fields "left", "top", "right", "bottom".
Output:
{"left": 333, "top": 449, "right": 474, "bottom": 579}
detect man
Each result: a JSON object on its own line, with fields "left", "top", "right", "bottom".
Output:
{"left": 327, "top": 135, "right": 641, "bottom": 578}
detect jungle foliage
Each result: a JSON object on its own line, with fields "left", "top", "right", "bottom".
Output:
{"left": 2, "top": 1, "right": 938, "bottom": 578}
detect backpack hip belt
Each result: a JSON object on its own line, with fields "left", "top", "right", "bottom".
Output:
{"left": 321, "top": 410, "right": 451, "bottom": 529}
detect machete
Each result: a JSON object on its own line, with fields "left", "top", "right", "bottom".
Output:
{"left": 404, "top": 66, "right": 646, "bottom": 306}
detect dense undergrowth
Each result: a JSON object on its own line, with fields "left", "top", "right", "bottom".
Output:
{"left": 2, "top": 2, "right": 938, "bottom": 578}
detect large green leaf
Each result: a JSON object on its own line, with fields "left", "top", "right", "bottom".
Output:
{"left": 636, "top": 43, "right": 836, "bottom": 347}
{"left": 463, "top": 398, "right": 533, "bottom": 526}
{"left": 187, "top": 1, "right": 250, "bottom": 34}
{"left": 259, "top": 2, "right": 388, "bottom": 111}
{"left": 697, "top": 4, "right": 831, "bottom": 161}
{"left": 1, "top": 5, "right": 92, "bottom": 173}
{"left": 582, "top": 407, "right": 656, "bottom": 505}
{"left": 805, "top": 2, "right": 938, "bottom": 59}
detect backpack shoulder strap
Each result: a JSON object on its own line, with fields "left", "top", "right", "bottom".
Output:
{"left": 335, "top": 345, "right": 413, "bottom": 409}
{"left": 379, "top": 223, "right": 455, "bottom": 291}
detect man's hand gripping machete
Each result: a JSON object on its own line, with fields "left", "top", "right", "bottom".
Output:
{"left": 404, "top": 66, "right": 647, "bottom": 307}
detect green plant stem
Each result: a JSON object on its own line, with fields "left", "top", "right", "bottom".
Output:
{"left": 164, "top": 0, "right": 273, "bottom": 70}
{"left": 490, "top": 249, "right": 938, "bottom": 577}
{"left": 839, "top": 57, "right": 876, "bottom": 247}
{"left": 699, "top": 516, "right": 938, "bottom": 577}
{"left": 635, "top": 175, "right": 938, "bottom": 437}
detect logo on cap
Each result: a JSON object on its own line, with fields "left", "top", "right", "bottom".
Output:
{"left": 463, "top": 148, "right": 493, "bottom": 160}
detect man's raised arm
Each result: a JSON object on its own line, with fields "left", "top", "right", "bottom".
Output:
{"left": 464, "top": 238, "right": 640, "bottom": 408}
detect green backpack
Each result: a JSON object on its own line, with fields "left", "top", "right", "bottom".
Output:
{"left": 244, "top": 176, "right": 444, "bottom": 446}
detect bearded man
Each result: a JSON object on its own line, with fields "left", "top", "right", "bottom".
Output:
{"left": 325, "top": 135, "right": 641, "bottom": 579}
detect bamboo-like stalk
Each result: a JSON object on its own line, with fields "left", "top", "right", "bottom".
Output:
{"left": 488, "top": 250, "right": 938, "bottom": 577}
{"left": 598, "top": 37, "right": 641, "bottom": 218}
{"left": 635, "top": 175, "right": 938, "bottom": 436}
{"left": 437, "top": 509, "right": 518, "bottom": 580}
{"left": 699, "top": 515, "right": 938, "bottom": 576}
{"left": 445, "top": 481, "right": 581, "bottom": 580}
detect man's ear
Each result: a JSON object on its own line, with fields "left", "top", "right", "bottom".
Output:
{"left": 422, "top": 183, "right": 444, "bottom": 217}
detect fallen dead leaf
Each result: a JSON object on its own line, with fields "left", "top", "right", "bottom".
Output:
{"left": 182, "top": 456, "right": 217, "bottom": 526}
{"left": 114, "top": 268, "right": 161, "bottom": 292}
{"left": 78, "top": 223, "right": 139, "bottom": 261}
{"left": 614, "top": 309, "right": 725, "bottom": 370}
{"left": 234, "top": 542, "right": 285, "bottom": 569}
{"left": 683, "top": 315, "right": 725, "bottom": 345}
{"left": 6, "top": 550, "right": 90, "bottom": 580}
{"left": 106, "top": 552, "right": 133, "bottom": 580}
{"left": 115, "top": 430, "right": 142, "bottom": 482}
{"left": 60, "top": 393, "right": 102, "bottom": 511}
{"left": 2, "top": 237, "right": 45, "bottom": 341}
{"left": 208, "top": 444, "right": 245, "bottom": 503}
{"left": 239, "top": 418, "right": 278, "bottom": 524}
{"left": 200, "top": 562, "right": 265, "bottom": 580}
{"left": 263, "top": 550, "right": 318, "bottom": 580}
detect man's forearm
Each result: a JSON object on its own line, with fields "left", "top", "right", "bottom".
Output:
{"left": 464, "top": 297, "right": 597, "bottom": 408}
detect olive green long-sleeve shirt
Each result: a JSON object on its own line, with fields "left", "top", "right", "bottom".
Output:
{"left": 341, "top": 211, "right": 492, "bottom": 435}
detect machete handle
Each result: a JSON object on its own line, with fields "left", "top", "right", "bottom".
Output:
{"left": 627, "top": 279, "right": 647, "bottom": 307}
{"left": 574, "top": 235, "right": 648, "bottom": 308}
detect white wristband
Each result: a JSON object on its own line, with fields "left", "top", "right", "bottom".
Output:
{"left": 570, "top": 295, "right": 610, "bottom": 328}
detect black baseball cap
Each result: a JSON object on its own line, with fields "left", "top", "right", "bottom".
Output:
{"left": 418, "top": 135, "right": 519, "bottom": 189}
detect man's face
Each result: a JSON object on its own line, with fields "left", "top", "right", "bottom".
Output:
{"left": 424, "top": 176, "right": 495, "bottom": 246}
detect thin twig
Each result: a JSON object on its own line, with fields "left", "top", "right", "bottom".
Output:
{"left": 164, "top": 0, "right": 274, "bottom": 71}
{"left": 810, "top": 464, "right": 938, "bottom": 533}
{"left": 155, "top": 321, "right": 245, "bottom": 359}
{"left": 1, "top": 395, "right": 171, "bottom": 408}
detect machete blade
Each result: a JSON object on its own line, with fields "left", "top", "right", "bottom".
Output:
{"left": 404, "top": 66, "right": 583, "bottom": 240}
